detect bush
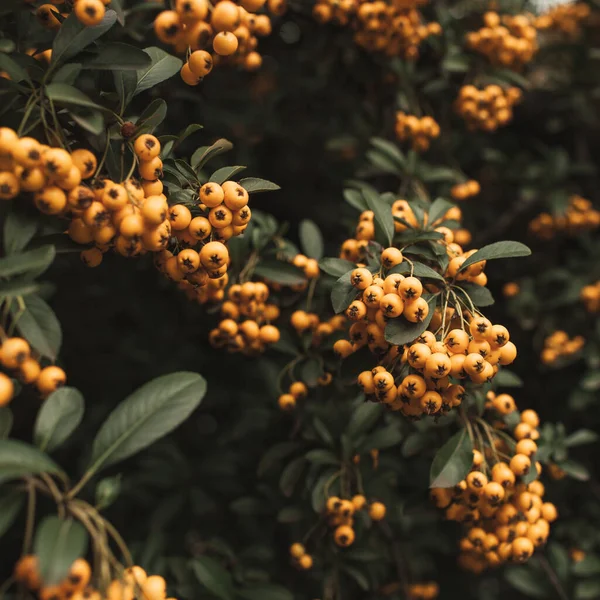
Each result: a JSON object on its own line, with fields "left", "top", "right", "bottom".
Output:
{"left": 0, "top": 1, "right": 599, "bottom": 599}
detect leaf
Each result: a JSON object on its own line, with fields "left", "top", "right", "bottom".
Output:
{"left": 0, "top": 52, "right": 31, "bottom": 83}
{"left": 347, "top": 403, "right": 383, "bottom": 439}
{"left": 70, "top": 109, "right": 104, "bottom": 135}
{"left": 11, "top": 294, "right": 62, "bottom": 360}
{"left": 459, "top": 241, "right": 532, "bottom": 272}
{"left": 361, "top": 423, "right": 403, "bottom": 451}
{"left": 385, "top": 295, "right": 437, "bottom": 345}
{"left": 369, "top": 137, "right": 405, "bottom": 168}
{"left": 419, "top": 166, "right": 461, "bottom": 183}
{"left": 565, "top": 430, "right": 598, "bottom": 447}
{"left": 505, "top": 566, "right": 551, "bottom": 598}
{"left": 341, "top": 565, "right": 369, "bottom": 590}
{"left": 331, "top": 270, "right": 358, "bottom": 314}
{"left": 581, "top": 372, "right": 600, "bottom": 391}
{"left": 34, "top": 516, "right": 88, "bottom": 585}
{"left": 389, "top": 261, "right": 445, "bottom": 282}
{"left": 34, "top": 387, "right": 84, "bottom": 452}
{"left": 429, "top": 428, "right": 472, "bottom": 488}
{"left": 454, "top": 282, "right": 494, "bottom": 307}
{"left": 279, "top": 457, "right": 306, "bottom": 497}
{"left": 363, "top": 188, "right": 394, "bottom": 246}
{"left": 237, "top": 584, "right": 293, "bottom": 600}
{"left": 89, "top": 372, "right": 206, "bottom": 471}
{"left": 319, "top": 258, "right": 355, "bottom": 278}
{"left": 494, "top": 370, "right": 523, "bottom": 388}
{"left": 0, "top": 279, "right": 39, "bottom": 299}
{"left": 558, "top": 459, "right": 590, "bottom": 481}
{"left": 276, "top": 506, "right": 303, "bottom": 523}
{"left": 209, "top": 166, "right": 246, "bottom": 185}
{"left": 191, "top": 556, "right": 234, "bottom": 600}
{"left": 343, "top": 188, "right": 368, "bottom": 211}
{"left": 3, "top": 209, "right": 37, "bottom": 255}
{"left": 575, "top": 580, "right": 600, "bottom": 599}
{"left": 51, "top": 11, "right": 117, "bottom": 66}
{"left": 253, "top": 261, "right": 305, "bottom": 285}
{"left": 84, "top": 43, "right": 152, "bottom": 70}
{"left": 547, "top": 542, "right": 570, "bottom": 583}
{"left": 0, "top": 439, "right": 63, "bottom": 482}
{"left": 134, "top": 98, "right": 167, "bottom": 135}
{"left": 52, "top": 63, "right": 82, "bottom": 85}
{"left": 428, "top": 198, "right": 456, "bottom": 225}
{"left": 0, "top": 407, "right": 12, "bottom": 438}
{"left": 0, "top": 489, "right": 23, "bottom": 538}
{"left": 299, "top": 219, "right": 324, "bottom": 260}
{"left": 0, "top": 245, "right": 55, "bottom": 278}
{"left": 238, "top": 177, "right": 280, "bottom": 193}
{"left": 573, "top": 556, "right": 600, "bottom": 576}
{"left": 257, "top": 442, "right": 299, "bottom": 477}
{"left": 305, "top": 449, "right": 339, "bottom": 466}
{"left": 192, "top": 139, "right": 233, "bottom": 171}
{"left": 45, "top": 83, "right": 107, "bottom": 112}
{"left": 134, "top": 47, "right": 182, "bottom": 95}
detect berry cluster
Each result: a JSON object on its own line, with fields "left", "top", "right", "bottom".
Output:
{"left": 528, "top": 195, "right": 600, "bottom": 239}
{"left": 291, "top": 311, "right": 347, "bottom": 345}
{"left": 450, "top": 180, "right": 480, "bottom": 201}
{"left": 312, "top": 0, "right": 441, "bottom": 60}
{"left": 15, "top": 557, "right": 175, "bottom": 600}
{"left": 455, "top": 85, "right": 522, "bottom": 132}
{"left": 394, "top": 113, "right": 440, "bottom": 152}
{"left": 535, "top": 2, "right": 590, "bottom": 38}
{"left": 581, "top": 281, "right": 600, "bottom": 313}
{"left": 541, "top": 331, "right": 585, "bottom": 365}
{"left": 325, "top": 495, "right": 385, "bottom": 548}
{"left": 209, "top": 281, "right": 281, "bottom": 352}
{"left": 154, "top": 0, "right": 281, "bottom": 82}
{"left": 34, "top": 0, "right": 110, "bottom": 29}
{"left": 278, "top": 380, "right": 308, "bottom": 410}
{"left": 432, "top": 403, "right": 558, "bottom": 572}
{"left": 407, "top": 583, "right": 439, "bottom": 600}
{"left": 0, "top": 337, "right": 66, "bottom": 405}
{"left": 289, "top": 543, "right": 313, "bottom": 570}
{"left": 466, "top": 12, "right": 538, "bottom": 69}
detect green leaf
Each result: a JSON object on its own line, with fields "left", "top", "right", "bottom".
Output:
{"left": 419, "top": 166, "right": 461, "bottom": 183}
{"left": 134, "top": 47, "right": 182, "bottom": 95}
{"left": 279, "top": 457, "right": 306, "bottom": 497}
{"left": 0, "top": 245, "right": 55, "bottom": 278}
{"left": 389, "top": 261, "right": 445, "bottom": 282}
{"left": 253, "top": 261, "right": 305, "bottom": 285}
{"left": 237, "top": 584, "right": 293, "bottom": 600}
{"left": 95, "top": 475, "right": 121, "bottom": 510}
{"left": 51, "top": 10, "right": 117, "bottom": 66}
{"left": 70, "top": 109, "right": 104, "bottom": 135}
{"left": 305, "top": 449, "right": 339, "bottom": 466}
{"left": 89, "top": 372, "right": 206, "bottom": 471}
{"left": 238, "top": 177, "right": 280, "bottom": 193}
{"left": 84, "top": 43, "right": 152, "bottom": 70}
{"left": 558, "top": 459, "right": 590, "bottom": 481}
{"left": 52, "top": 63, "right": 82, "bottom": 85}
{"left": 459, "top": 241, "right": 531, "bottom": 272}
{"left": 347, "top": 403, "right": 383, "bottom": 439}
{"left": 192, "top": 139, "right": 234, "bottom": 171}
{"left": 442, "top": 54, "right": 470, "bottom": 73}
{"left": 573, "top": 556, "right": 600, "bottom": 576}
{"left": 0, "top": 440, "right": 63, "bottom": 482}
{"left": 34, "top": 387, "right": 84, "bottom": 452}
{"left": 0, "top": 279, "right": 39, "bottom": 298}
{"left": 299, "top": 219, "right": 324, "bottom": 260}
{"left": 581, "top": 372, "right": 600, "bottom": 391}
{"left": 191, "top": 556, "right": 234, "bottom": 600}
{"left": 34, "top": 516, "right": 88, "bottom": 585}
{"left": 547, "top": 542, "right": 570, "bottom": 584}
{"left": 319, "top": 258, "right": 355, "bottom": 278}
{"left": 369, "top": 137, "right": 405, "bottom": 168}
{"left": 494, "top": 370, "right": 523, "bottom": 388}
{"left": 0, "top": 489, "right": 23, "bottom": 538}
{"left": 343, "top": 188, "right": 368, "bottom": 211}
{"left": 565, "top": 430, "right": 598, "bottom": 447}
{"left": 454, "top": 282, "right": 494, "bottom": 307}
{"left": 11, "top": 294, "right": 62, "bottom": 360}
{"left": 45, "top": 83, "right": 107, "bottom": 111}
{"left": 361, "top": 423, "right": 403, "bottom": 451}
{"left": 428, "top": 198, "right": 455, "bottom": 225}
{"left": 341, "top": 565, "right": 369, "bottom": 590}
{"left": 505, "top": 566, "right": 551, "bottom": 598}
{"left": 209, "top": 166, "right": 246, "bottom": 185}
{"left": 0, "top": 52, "right": 31, "bottom": 83}
{"left": 0, "top": 407, "right": 12, "bottom": 439}
{"left": 257, "top": 442, "right": 300, "bottom": 477}
{"left": 363, "top": 188, "right": 394, "bottom": 246}
{"left": 331, "top": 270, "right": 358, "bottom": 314}
{"left": 3, "top": 209, "right": 37, "bottom": 255}
{"left": 134, "top": 98, "right": 167, "bottom": 135}
{"left": 429, "top": 428, "right": 472, "bottom": 488}
{"left": 575, "top": 580, "right": 600, "bottom": 599}
{"left": 385, "top": 295, "right": 436, "bottom": 345}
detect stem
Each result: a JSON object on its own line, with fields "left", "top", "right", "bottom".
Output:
{"left": 7, "top": 297, "right": 25, "bottom": 337}
{"left": 17, "top": 94, "right": 39, "bottom": 137}
{"left": 93, "top": 131, "right": 112, "bottom": 183}
{"left": 305, "top": 278, "right": 317, "bottom": 312}
{"left": 21, "top": 482, "right": 36, "bottom": 556}
{"left": 538, "top": 555, "right": 569, "bottom": 600}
